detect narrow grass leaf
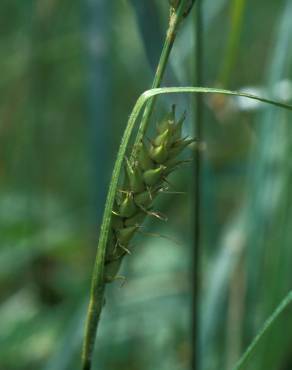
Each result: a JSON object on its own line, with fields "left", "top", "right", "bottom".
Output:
{"left": 231, "top": 291, "right": 292, "bottom": 370}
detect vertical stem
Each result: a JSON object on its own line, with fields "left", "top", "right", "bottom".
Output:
{"left": 192, "top": 0, "right": 203, "bottom": 369}
{"left": 132, "top": 0, "right": 189, "bottom": 154}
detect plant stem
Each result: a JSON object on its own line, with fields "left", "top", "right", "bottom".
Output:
{"left": 192, "top": 1, "right": 203, "bottom": 369}
{"left": 132, "top": 0, "right": 191, "bottom": 155}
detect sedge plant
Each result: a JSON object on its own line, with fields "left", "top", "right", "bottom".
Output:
{"left": 81, "top": 1, "right": 292, "bottom": 370}
{"left": 81, "top": 2, "right": 195, "bottom": 369}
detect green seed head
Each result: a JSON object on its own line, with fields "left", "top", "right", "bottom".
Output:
{"left": 119, "top": 192, "right": 137, "bottom": 218}
{"left": 168, "top": 138, "right": 194, "bottom": 158}
{"left": 105, "top": 233, "right": 117, "bottom": 260}
{"left": 111, "top": 211, "right": 124, "bottom": 229}
{"left": 172, "top": 113, "right": 186, "bottom": 142}
{"left": 116, "top": 225, "right": 139, "bottom": 246}
{"left": 124, "top": 212, "right": 146, "bottom": 227}
{"left": 153, "top": 128, "right": 172, "bottom": 148}
{"left": 104, "top": 259, "right": 122, "bottom": 283}
{"left": 143, "top": 165, "right": 165, "bottom": 186}
{"left": 105, "top": 106, "right": 194, "bottom": 283}
{"left": 134, "top": 190, "right": 153, "bottom": 208}
{"left": 137, "top": 141, "right": 154, "bottom": 171}
{"left": 149, "top": 142, "right": 169, "bottom": 164}
{"left": 125, "top": 158, "right": 145, "bottom": 193}
{"left": 156, "top": 107, "right": 175, "bottom": 134}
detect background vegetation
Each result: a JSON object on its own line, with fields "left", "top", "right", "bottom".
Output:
{"left": 0, "top": 1, "right": 291, "bottom": 370}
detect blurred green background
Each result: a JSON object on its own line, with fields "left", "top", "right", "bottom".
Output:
{"left": 0, "top": 1, "right": 291, "bottom": 370}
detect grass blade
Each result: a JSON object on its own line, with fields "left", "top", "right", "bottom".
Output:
{"left": 192, "top": 1, "right": 203, "bottom": 369}
{"left": 217, "top": 0, "right": 247, "bottom": 86}
{"left": 140, "top": 87, "right": 292, "bottom": 111}
{"left": 231, "top": 290, "right": 292, "bottom": 370}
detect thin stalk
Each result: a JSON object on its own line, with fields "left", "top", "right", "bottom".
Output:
{"left": 192, "top": 1, "right": 203, "bottom": 370}
{"left": 132, "top": 0, "right": 191, "bottom": 156}
{"left": 81, "top": 103, "right": 142, "bottom": 370}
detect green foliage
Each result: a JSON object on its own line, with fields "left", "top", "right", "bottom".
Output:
{"left": 1, "top": 1, "right": 292, "bottom": 370}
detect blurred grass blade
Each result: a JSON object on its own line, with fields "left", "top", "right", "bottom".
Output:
{"left": 217, "top": 0, "right": 247, "bottom": 86}
{"left": 200, "top": 213, "right": 247, "bottom": 362}
{"left": 244, "top": 1, "right": 292, "bottom": 368}
{"left": 43, "top": 302, "right": 87, "bottom": 370}
{"left": 85, "top": 0, "right": 112, "bottom": 220}
{"left": 128, "top": 1, "right": 164, "bottom": 71}
{"left": 203, "top": 0, "right": 229, "bottom": 25}
{"left": 202, "top": 2, "right": 292, "bottom": 363}
{"left": 232, "top": 291, "right": 292, "bottom": 370}
{"left": 172, "top": 0, "right": 230, "bottom": 85}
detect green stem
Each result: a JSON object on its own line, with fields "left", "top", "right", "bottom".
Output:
{"left": 132, "top": 0, "right": 190, "bottom": 156}
{"left": 81, "top": 96, "right": 144, "bottom": 370}
{"left": 192, "top": 1, "right": 203, "bottom": 369}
